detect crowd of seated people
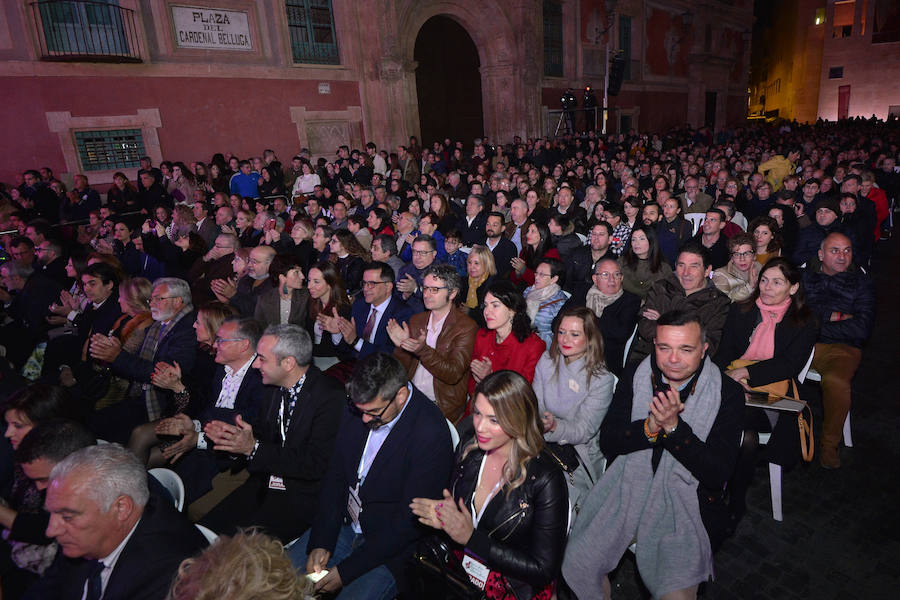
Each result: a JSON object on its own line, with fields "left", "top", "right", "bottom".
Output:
{"left": 0, "top": 117, "right": 893, "bottom": 598}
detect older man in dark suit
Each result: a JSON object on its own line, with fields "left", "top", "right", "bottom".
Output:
{"left": 89, "top": 278, "right": 197, "bottom": 443}
{"left": 27, "top": 444, "right": 206, "bottom": 600}
{"left": 289, "top": 353, "right": 454, "bottom": 599}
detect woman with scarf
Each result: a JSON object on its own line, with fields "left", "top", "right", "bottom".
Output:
{"left": 712, "top": 233, "right": 761, "bottom": 302}
{"left": 523, "top": 258, "right": 568, "bottom": 345}
{"left": 714, "top": 258, "right": 818, "bottom": 521}
{"left": 460, "top": 245, "right": 497, "bottom": 327}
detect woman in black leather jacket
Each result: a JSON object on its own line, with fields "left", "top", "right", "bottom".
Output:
{"left": 411, "top": 370, "right": 568, "bottom": 599}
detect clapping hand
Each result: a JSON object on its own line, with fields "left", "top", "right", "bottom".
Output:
{"left": 151, "top": 361, "right": 183, "bottom": 391}
{"left": 648, "top": 387, "right": 684, "bottom": 433}
{"left": 470, "top": 357, "right": 492, "bottom": 383}
{"left": 89, "top": 334, "right": 122, "bottom": 362}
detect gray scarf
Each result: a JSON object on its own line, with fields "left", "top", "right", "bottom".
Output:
{"left": 562, "top": 356, "right": 721, "bottom": 598}
{"left": 584, "top": 285, "right": 623, "bottom": 319}
{"left": 525, "top": 282, "right": 562, "bottom": 322}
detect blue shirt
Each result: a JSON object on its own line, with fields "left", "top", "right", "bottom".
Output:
{"left": 230, "top": 172, "right": 261, "bottom": 198}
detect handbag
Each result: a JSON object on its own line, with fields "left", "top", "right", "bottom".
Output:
{"left": 543, "top": 442, "right": 580, "bottom": 474}
{"left": 410, "top": 536, "right": 486, "bottom": 600}
{"left": 727, "top": 359, "right": 814, "bottom": 463}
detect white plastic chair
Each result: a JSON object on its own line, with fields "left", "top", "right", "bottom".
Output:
{"left": 622, "top": 325, "right": 638, "bottom": 367}
{"left": 803, "top": 364, "right": 852, "bottom": 447}
{"left": 755, "top": 348, "right": 815, "bottom": 521}
{"left": 195, "top": 524, "right": 219, "bottom": 544}
{"left": 447, "top": 419, "right": 460, "bottom": 451}
{"left": 685, "top": 213, "right": 706, "bottom": 235}
{"left": 149, "top": 468, "right": 185, "bottom": 512}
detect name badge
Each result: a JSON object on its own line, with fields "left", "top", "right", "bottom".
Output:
{"left": 461, "top": 551, "right": 490, "bottom": 590}
{"left": 268, "top": 475, "right": 286, "bottom": 491}
{"left": 347, "top": 484, "right": 362, "bottom": 528}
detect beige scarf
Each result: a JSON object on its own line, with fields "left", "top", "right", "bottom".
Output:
{"left": 465, "top": 273, "right": 489, "bottom": 309}
{"left": 584, "top": 285, "right": 623, "bottom": 318}
{"left": 525, "top": 283, "right": 562, "bottom": 321}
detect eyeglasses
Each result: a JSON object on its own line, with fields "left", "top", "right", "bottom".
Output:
{"left": 149, "top": 296, "right": 177, "bottom": 304}
{"left": 534, "top": 272, "right": 553, "bottom": 279}
{"left": 412, "top": 249, "right": 435, "bottom": 256}
{"left": 422, "top": 285, "right": 448, "bottom": 294}
{"left": 361, "top": 280, "right": 389, "bottom": 289}
{"left": 731, "top": 251, "right": 754, "bottom": 259}
{"left": 213, "top": 337, "right": 245, "bottom": 346}
{"left": 595, "top": 272, "right": 623, "bottom": 280}
{"left": 346, "top": 395, "right": 395, "bottom": 423}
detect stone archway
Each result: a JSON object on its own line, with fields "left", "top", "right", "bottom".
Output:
{"left": 414, "top": 16, "right": 483, "bottom": 147}
{"left": 398, "top": 1, "right": 540, "bottom": 145}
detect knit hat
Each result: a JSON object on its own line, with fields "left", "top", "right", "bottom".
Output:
{"left": 815, "top": 197, "right": 840, "bottom": 216}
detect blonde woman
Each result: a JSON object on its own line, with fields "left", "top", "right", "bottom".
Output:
{"left": 411, "top": 370, "right": 567, "bottom": 600}
{"left": 459, "top": 244, "right": 496, "bottom": 326}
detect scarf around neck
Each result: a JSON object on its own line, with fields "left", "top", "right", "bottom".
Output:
{"left": 741, "top": 296, "right": 791, "bottom": 361}
{"left": 584, "top": 285, "right": 623, "bottom": 319}
{"left": 525, "top": 282, "right": 561, "bottom": 321}
{"left": 465, "top": 273, "right": 488, "bottom": 309}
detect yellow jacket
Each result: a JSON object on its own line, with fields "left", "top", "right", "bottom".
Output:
{"left": 757, "top": 155, "right": 795, "bottom": 191}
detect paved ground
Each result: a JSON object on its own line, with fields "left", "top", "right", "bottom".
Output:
{"left": 606, "top": 236, "right": 900, "bottom": 600}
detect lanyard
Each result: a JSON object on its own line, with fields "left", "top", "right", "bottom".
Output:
{"left": 356, "top": 431, "right": 376, "bottom": 485}
{"left": 470, "top": 453, "right": 504, "bottom": 528}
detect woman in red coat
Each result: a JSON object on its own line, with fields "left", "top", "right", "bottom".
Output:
{"left": 468, "top": 280, "right": 546, "bottom": 399}
{"left": 509, "top": 221, "right": 561, "bottom": 289}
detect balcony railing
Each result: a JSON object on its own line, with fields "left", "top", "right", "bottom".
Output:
{"left": 30, "top": 1, "right": 142, "bottom": 63}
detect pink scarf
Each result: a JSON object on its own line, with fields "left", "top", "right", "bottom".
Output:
{"left": 741, "top": 297, "right": 792, "bottom": 361}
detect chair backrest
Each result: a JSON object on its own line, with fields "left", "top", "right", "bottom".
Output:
{"left": 447, "top": 419, "right": 461, "bottom": 451}
{"left": 195, "top": 524, "right": 219, "bottom": 545}
{"left": 149, "top": 468, "right": 185, "bottom": 512}
{"left": 622, "top": 324, "right": 638, "bottom": 363}
{"left": 798, "top": 347, "right": 815, "bottom": 383}
{"left": 685, "top": 213, "right": 706, "bottom": 235}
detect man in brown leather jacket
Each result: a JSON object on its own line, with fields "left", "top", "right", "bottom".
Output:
{"left": 388, "top": 264, "right": 477, "bottom": 422}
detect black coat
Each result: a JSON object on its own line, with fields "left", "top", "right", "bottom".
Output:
{"left": 556, "top": 289, "right": 641, "bottom": 376}
{"left": 307, "top": 388, "right": 454, "bottom": 589}
{"left": 488, "top": 237, "right": 518, "bottom": 278}
{"left": 459, "top": 212, "right": 488, "bottom": 247}
{"left": 25, "top": 494, "right": 206, "bottom": 600}
{"left": 802, "top": 267, "right": 875, "bottom": 348}
{"left": 563, "top": 245, "right": 615, "bottom": 295}
{"left": 449, "top": 446, "right": 568, "bottom": 599}
{"left": 713, "top": 303, "right": 819, "bottom": 386}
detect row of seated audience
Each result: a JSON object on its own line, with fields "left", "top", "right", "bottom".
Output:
{"left": 0, "top": 118, "right": 889, "bottom": 599}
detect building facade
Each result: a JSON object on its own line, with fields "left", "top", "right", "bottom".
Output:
{"left": 749, "top": 0, "right": 900, "bottom": 124}
{"left": 0, "top": 0, "right": 752, "bottom": 187}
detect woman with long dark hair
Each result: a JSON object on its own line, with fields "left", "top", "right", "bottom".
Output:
{"left": 410, "top": 370, "right": 567, "bottom": 600}
{"left": 714, "top": 258, "right": 818, "bottom": 520}
{"left": 510, "top": 221, "right": 560, "bottom": 289}
{"left": 618, "top": 224, "right": 672, "bottom": 299}
{"left": 468, "top": 280, "right": 546, "bottom": 398}
{"left": 328, "top": 229, "right": 369, "bottom": 296}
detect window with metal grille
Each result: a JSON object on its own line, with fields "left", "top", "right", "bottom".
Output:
{"left": 829, "top": 66, "right": 844, "bottom": 79}
{"left": 543, "top": 0, "right": 563, "bottom": 77}
{"left": 74, "top": 129, "right": 145, "bottom": 171}
{"left": 285, "top": 0, "right": 339, "bottom": 64}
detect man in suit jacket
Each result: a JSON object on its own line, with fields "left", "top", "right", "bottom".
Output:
{"left": 29, "top": 444, "right": 206, "bottom": 600}
{"left": 0, "top": 259, "right": 62, "bottom": 368}
{"left": 458, "top": 194, "right": 488, "bottom": 247}
{"left": 391, "top": 265, "right": 477, "bottom": 422}
{"left": 187, "top": 232, "right": 238, "bottom": 306}
{"left": 192, "top": 199, "right": 221, "bottom": 250}
{"left": 678, "top": 176, "right": 714, "bottom": 214}
{"left": 504, "top": 199, "right": 530, "bottom": 254}
{"left": 289, "top": 353, "right": 454, "bottom": 598}
{"left": 201, "top": 324, "right": 344, "bottom": 542}
{"left": 485, "top": 212, "right": 518, "bottom": 278}
{"left": 89, "top": 278, "right": 197, "bottom": 443}
{"left": 332, "top": 262, "right": 413, "bottom": 359}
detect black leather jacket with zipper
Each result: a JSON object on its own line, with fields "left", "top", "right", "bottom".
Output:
{"left": 450, "top": 443, "right": 569, "bottom": 598}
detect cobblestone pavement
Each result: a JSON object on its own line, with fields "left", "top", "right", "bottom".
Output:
{"left": 606, "top": 237, "right": 900, "bottom": 600}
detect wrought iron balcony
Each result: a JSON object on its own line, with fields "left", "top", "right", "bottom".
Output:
{"left": 30, "top": 1, "right": 142, "bottom": 63}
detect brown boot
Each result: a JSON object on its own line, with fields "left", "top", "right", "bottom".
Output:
{"left": 819, "top": 443, "right": 841, "bottom": 469}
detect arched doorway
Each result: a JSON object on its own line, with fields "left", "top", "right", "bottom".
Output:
{"left": 414, "top": 16, "right": 483, "bottom": 148}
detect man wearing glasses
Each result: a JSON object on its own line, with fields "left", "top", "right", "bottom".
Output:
{"left": 291, "top": 353, "right": 454, "bottom": 599}
{"left": 331, "top": 262, "right": 413, "bottom": 360}
{"left": 199, "top": 324, "right": 344, "bottom": 542}
{"left": 89, "top": 278, "right": 197, "bottom": 443}
{"left": 557, "top": 259, "right": 641, "bottom": 376}
{"left": 389, "top": 264, "right": 478, "bottom": 422}
{"left": 395, "top": 236, "right": 439, "bottom": 313}
{"left": 678, "top": 176, "right": 714, "bottom": 215}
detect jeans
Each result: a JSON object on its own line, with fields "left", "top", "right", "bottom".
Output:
{"left": 287, "top": 525, "right": 397, "bottom": 600}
